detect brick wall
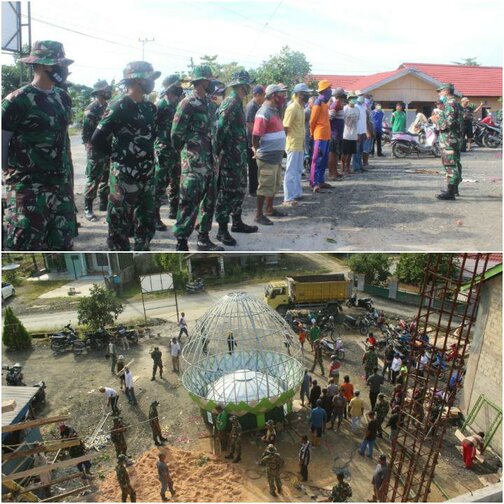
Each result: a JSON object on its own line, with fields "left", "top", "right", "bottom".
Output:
{"left": 460, "top": 274, "right": 502, "bottom": 455}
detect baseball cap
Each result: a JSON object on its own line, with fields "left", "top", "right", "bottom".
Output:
{"left": 252, "top": 85, "right": 265, "bottom": 95}
{"left": 265, "top": 84, "right": 287, "bottom": 97}
{"left": 293, "top": 83, "right": 311, "bottom": 93}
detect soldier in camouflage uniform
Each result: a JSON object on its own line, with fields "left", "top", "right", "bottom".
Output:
{"left": 82, "top": 81, "right": 112, "bottom": 221}
{"left": 224, "top": 415, "right": 242, "bottom": 463}
{"left": 260, "top": 444, "right": 284, "bottom": 496}
{"left": 362, "top": 346, "right": 378, "bottom": 380}
{"left": 171, "top": 65, "right": 223, "bottom": 251}
{"left": 374, "top": 393, "right": 390, "bottom": 438}
{"left": 2, "top": 40, "right": 76, "bottom": 250}
{"left": 432, "top": 83, "right": 463, "bottom": 200}
{"left": 154, "top": 75, "right": 184, "bottom": 231}
{"left": 214, "top": 71, "right": 258, "bottom": 246}
{"left": 149, "top": 400, "right": 168, "bottom": 446}
{"left": 116, "top": 454, "right": 136, "bottom": 502}
{"left": 330, "top": 471, "right": 353, "bottom": 502}
{"left": 110, "top": 416, "right": 128, "bottom": 458}
{"left": 91, "top": 61, "right": 160, "bottom": 250}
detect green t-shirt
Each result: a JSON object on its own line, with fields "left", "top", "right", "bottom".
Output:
{"left": 216, "top": 410, "right": 228, "bottom": 431}
{"left": 391, "top": 110, "right": 406, "bottom": 133}
{"left": 310, "top": 326, "right": 321, "bottom": 342}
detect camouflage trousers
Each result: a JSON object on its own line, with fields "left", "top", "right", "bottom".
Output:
{"left": 107, "top": 164, "right": 155, "bottom": 251}
{"left": 84, "top": 145, "right": 110, "bottom": 201}
{"left": 440, "top": 146, "right": 461, "bottom": 185}
{"left": 267, "top": 472, "right": 282, "bottom": 493}
{"left": 229, "top": 435, "right": 241, "bottom": 458}
{"left": 4, "top": 182, "right": 76, "bottom": 250}
{"left": 172, "top": 165, "right": 217, "bottom": 239}
{"left": 113, "top": 439, "right": 127, "bottom": 458}
{"left": 154, "top": 148, "right": 180, "bottom": 213}
{"left": 120, "top": 484, "right": 136, "bottom": 503}
{"left": 215, "top": 165, "right": 247, "bottom": 225}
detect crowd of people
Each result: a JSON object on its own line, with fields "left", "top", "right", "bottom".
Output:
{"left": 2, "top": 39, "right": 483, "bottom": 252}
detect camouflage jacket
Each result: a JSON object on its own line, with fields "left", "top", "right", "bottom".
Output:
{"left": 214, "top": 90, "right": 247, "bottom": 172}
{"left": 171, "top": 92, "right": 214, "bottom": 171}
{"left": 363, "top": 351, "right": 378, "bottom": 372}
{"left": 116, "top": 464, "right": 131, "bottom": 487}
{"left": 111, "top": 425, "right": 126, "bottom": 444}
{"left": 331, "top": 482, "right": 352, "bottom": 502}
{"left": 96, "top": 94, "right": 157, "bottom": 178}
{"left": 374, "top": 400, "right": 390, "bottom": 421}
{"left": 148, "top": 404, "right": 159, "bottom": 423}
{"left": 155, "top": 96, "right": 179, "bottom": 155}
{"left": 151, "top": 349, "right": 162, "bottom": 364}
{"left": 82, "top": 99, "right": 107, "bottom": 144}
{"left": 437, "top": 97, "right": 463, "bottom": 148}
{"left": 2, "top": 84, "right": 73, "bottom": 185}
{"left": 260, "top": 452, "right": 284, "bottom": 476}
{"left": 231, "top": 420, "right": 242, "bottom": 439}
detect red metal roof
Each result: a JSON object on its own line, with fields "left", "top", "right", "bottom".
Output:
{"left": 400, "top": 63, "right": 502, "bottom": 96}
{"left": 310, "top": 74, "right": 362, "bottom": 89}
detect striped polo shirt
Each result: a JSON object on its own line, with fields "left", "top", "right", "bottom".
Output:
{"left": 253, "top": 103, "right": 286, "bottom": 164}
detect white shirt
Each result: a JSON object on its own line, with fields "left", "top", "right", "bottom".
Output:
{"left": 108, "top": 342, "right": 116, "bottom": 355}
{"left": 391, "top": 357, "right": 402, "bottom": 372}
{"left": 124, "top": 370, "right": 133, "bottom": 389}
{"left": 104, "top": 386, "right": 117, "bottom": 398}
{"left": 343, "top": 105, "right": 360, "bottom": 141}
{"left": 171, "top": 342, "right": 181, "bottom": 357}
{"left": 355, "top": 102, "right": 367, "bottom": 135}
{"left": 418, "top": 354, "right": 429, "bottom": 371}
{"left": 179, "top": 316, "right": 187, "bottom": 328}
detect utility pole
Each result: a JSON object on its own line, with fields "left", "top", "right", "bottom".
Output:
{"left": 138, "top": 37, "right": 154, "bottom": 60}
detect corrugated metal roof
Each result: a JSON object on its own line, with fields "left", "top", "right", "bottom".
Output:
{"left": 2, "top": 386, "right": 39, "bottom": 427}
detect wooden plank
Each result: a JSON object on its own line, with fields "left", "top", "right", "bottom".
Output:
{"left": 6, "top": 452, "right": 98, "bottom": 481}
{"left": 2, "top": 415, "right": 69, "bottom": 434}
{"left": 2, "top": 439, "right": 82, "bottom": 462}
{"left": 1, "top": 477, "right": 39, "bottom": 502}
{"left": 2, "top": 400, "right": 17, "bottom": 413}
{"left": 50, "top": 449, "right": 62, "bottom": 465}
{"left": 18, "top": 473, "right": 83, "bottom": 495}
{"left": 40, "top": 485, "right": 91, "bottom": 502}
{"left": 116, "top": 359, "right": 134, "bottom": 377}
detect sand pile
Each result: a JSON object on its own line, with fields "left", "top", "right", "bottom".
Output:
{"left": 95, "top": 446, "right": 244, "bottom": 502}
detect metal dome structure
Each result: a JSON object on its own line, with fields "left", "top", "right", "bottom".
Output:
{"left": 181, "top": 291, "right": 304, "bottom": 428}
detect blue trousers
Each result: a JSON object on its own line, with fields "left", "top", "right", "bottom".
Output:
{"left": 359, "top": 438, "right": 375, "bottom": 457}
{"left": 310, "top": 140, "right": 329, "bottom": 186}
{"left": 352, "top": 136, "right": 365, "bottom": 171}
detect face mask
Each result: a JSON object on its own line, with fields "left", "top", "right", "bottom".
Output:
{"left": 300, "top": 92, "right": 310, "bottom": 103}
{"left": 46, "top": 65, "right": 69, "bottom": 85}
{"left": 100, "top": 92, "right": 112, "bottom": 101}
{"left": 365, "top": 98, "right": 373, "bottom": 106}
{"left": 349, "top": 98, "right": 357, "bottom": 105}
{"left": 139, "top": 79, "right": 155, "bottom": 94}
{"left": 321, "top": 89, "right": 332, "bottom": 102}
{"left": 357, "top": 96, "right": 365, "bottom": 104}
{"left": 172, "top": 86, "right": 184, "bottom": 98}
{"left": 439, "top": 95, "right": 447, "bottom": 104}
{"left": 204, "top": 80, "right": 216, "bottom": 95}
{"left": 274, "top": 94, "right": 285, "bottom": 108}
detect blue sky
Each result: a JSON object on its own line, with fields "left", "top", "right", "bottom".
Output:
{"left": 2, "top": 0, "right": 503, "bottom": 89}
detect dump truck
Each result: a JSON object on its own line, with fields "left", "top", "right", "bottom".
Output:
{"left": 264, "top": 274, "right": 351, "bottom": 314}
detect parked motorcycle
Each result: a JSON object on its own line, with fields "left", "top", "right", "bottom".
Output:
{"left": 186, "top": 278, "right": 204, "bottom": 293}
{"left": 483, "top": 123, "right": 502, "bottom": 148}
{"left": 50, "top": 323, "right": 87, "bottom": 354}
{"left": 84, "top": 327, "right": 109, "bottom": 350}
{"left": 391, "top": 123, "right": 440, "bottom": 158}
{"left": 3, "top": 363, "right": 25, "bottom": 386}
{"left": 382, "top": 121, "right": 392, "bottom": 145}
{"left": 342, "top": 314, "right": 369, "bottom": 335}
{"left": 113, "top": 325, "right": 139, "bottom": 345}
{"left": 319, "top": 336, "right": 345, "bottom": 360}
{"left": 346, "top": 294, "right": 374, "bottom": 312}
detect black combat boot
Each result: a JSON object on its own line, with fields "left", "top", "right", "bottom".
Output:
{"left": 436, "top": 184, "right": 456, "bottom": 200}
{"left": 216, "top": 223, "right": 237, "bottom": 246}
{"left": 197, "top": 233, "right": 224, "bottom": 251}
{"left": 168, "top": 203, "right": 178, "bottom": 220}
{"left": 99, "top": 197, "right": 108, "bottom": 211}
{"left": 231, "top": 212, "right": 259, "bottom": 233}
{"left": 155, "top": 208, "right": 167, "bottom": 231}
{"left": 176, "top": 239, "right": 189, "bottom": 251}
{"left": 454, "top": 183, "right": 460, "bottom": 197}
{"left": 84, "top": 198, "right": 97, "bottom": 221}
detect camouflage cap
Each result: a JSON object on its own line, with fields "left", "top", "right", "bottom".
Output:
{"left": 226, "top": 70, "right": 255, "bottom": 88}
{"left": 122, "top": 61, "right": 161, "bottom": 81}
{"left": 91, "top": 80, "right": 112, "bottom": 95}
{"left": 162, "top": 74, "right": 182, "bottom": 91}
{"left": 266, "top": 444, "right": 277, "bottom": 453}
{"left": 230, "top": 415, "right": 238, "bottom": 421}
{"left": 19, "top": 40, "right": 74, "bottom": 66}
{"left": 436, "top": 82, "right": 455, "bottom": 93}
{"left": 191, "top": 65, "right": 215, "bottom": 83}
{"left": 117, "top": 454, "right": 127, "bottom": 461}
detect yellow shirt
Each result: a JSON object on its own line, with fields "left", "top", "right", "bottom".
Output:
{"left": 283, "top": 101, "right": 305, "bottom": 152}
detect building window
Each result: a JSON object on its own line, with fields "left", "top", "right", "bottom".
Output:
{"left": 95, "top": 254, "right": 109, "bottom": 267}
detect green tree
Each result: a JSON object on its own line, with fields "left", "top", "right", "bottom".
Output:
{"left": 348, "top": 254, "right": 391, "bottom": 284}
{"left": 1, "top": 44, "right": 32, "bottom": 98}
{"left": 396, "top": 254, "right": 458, "bottom": 286}
{"left": 254, "top": 46, "right": 312, "bottom": 89}
{"left": 451, "top": 58, "right": 480, "bottom": 66}
{"left": 3, "top": 306, "right": 31, "bottom": 350}
{"left": 68, "top": 83, "right": 93, "bottom": 127}
{"left": 77, "top": 284, "right": 124, "bottom": 331}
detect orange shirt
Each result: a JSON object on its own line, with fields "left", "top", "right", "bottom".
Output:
{"left": 309, "top": 99, "right": 331, "bottom": 141}
{"left": 340, "top": 382, "right": 354, "bottom": 402}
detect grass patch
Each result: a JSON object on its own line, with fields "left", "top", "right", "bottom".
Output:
{"left": 68, "top": 126, "right": 82, "bottom": 136}
{"left": 16, "top": 280, "right": 72, "bottom": 302}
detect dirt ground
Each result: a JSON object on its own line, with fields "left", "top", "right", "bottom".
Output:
{"left": 68, "top": 136, "right": 502, "bottom": 251}
{"left": 2, "top": 316, "right": 500, "bottom": 502}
